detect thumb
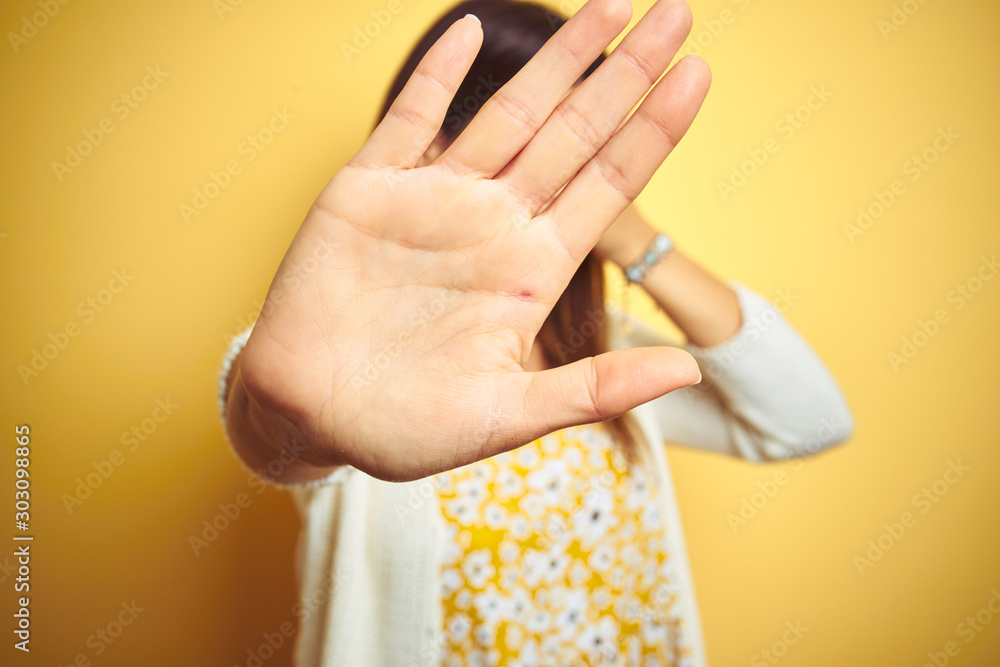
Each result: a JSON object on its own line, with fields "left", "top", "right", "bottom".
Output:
{"left": 489, "top": 346, "right": 702, "bottom": 455}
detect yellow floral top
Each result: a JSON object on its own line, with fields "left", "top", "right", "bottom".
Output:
{"left": 433, "top": 422, "right": 692, "bottom": 666}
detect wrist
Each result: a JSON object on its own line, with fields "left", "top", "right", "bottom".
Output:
{"left": 601, "top": 224, "right": 660, "bottom": 270}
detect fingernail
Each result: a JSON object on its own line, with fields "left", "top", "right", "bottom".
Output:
{"left": 464, "top": 13, "right": 481, "bottom": 27}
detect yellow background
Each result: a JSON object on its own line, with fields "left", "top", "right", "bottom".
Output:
{"left": 1, "top": 0, "right": 998, "bottom": 665}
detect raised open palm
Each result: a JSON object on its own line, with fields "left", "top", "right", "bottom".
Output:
{"left": 238, "top": 0, "right": 711, "bottom": 482}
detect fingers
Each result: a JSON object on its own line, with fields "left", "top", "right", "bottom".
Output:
{"left": 352, "top": 15, "right": 483, "bottom": 169}
{"left": 499, "top": 0, "right": 693, "bottom": 210}
{"left": 438, "top": 0, "right": 632, "bottom": 178}
{"left": 541, "top": 55, "right": 711, "bottom": 263}
{"left": 489, "top": 346, "right": 701, "bottom": 456}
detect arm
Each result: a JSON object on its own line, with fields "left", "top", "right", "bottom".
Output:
{"left": 596, "top": 205, "right": 743, "bottom": 347}
{"left": 601, "top": 208, "right": 855, "bottom": 461}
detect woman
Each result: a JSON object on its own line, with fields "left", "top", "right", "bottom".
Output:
{"left": 219, "top": 0, "right": 854, "bottom": 665}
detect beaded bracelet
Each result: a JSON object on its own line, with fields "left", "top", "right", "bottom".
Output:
{"left": 624, "top": 233, "right": 674, "bottom": 284}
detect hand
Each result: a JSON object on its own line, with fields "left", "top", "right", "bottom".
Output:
{"left": 239, "top": 0, "right": 711, "bottom": 482}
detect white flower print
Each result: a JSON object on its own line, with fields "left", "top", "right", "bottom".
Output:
{"left": 521, "top": 549, "right": 547, "bottom": 588}
{"left": 455, "top": 477, "right": 487, "bottom": 508}
{"left": 467, "top": 647, "right": 501, "bottom": 667}
{"left": 540, "top": 632, "right": 562, "bottom": 660}
{"left": 441, "top": 523, "right": 464, "bottom": 566}
{"left": 462, "top": 549, "right": 496, "bottom": 589}
{"left": 472, "top": 623, "right": 498, "bottom": 649}
{"left": 564, "top": 445, "right": 583, "bottom": 468}
{"left": 498, "top": 539, "right": 520, "bottom": 564}
{"left": 638, "top": 558, "right": 660, "bottom": 589}
{"left": 510, "top": 515, "right": 532, "bottom": 540}
{"left": 615, "top": 595, "right": 642, "bottom": 625}
{"left": 504, "top": 622, "right": 525, "bottom": 650}
{"left": 587, "top": 542, "right": 615, "bottom": 574}
{"left": 434, "top": 471, "right": 454, "bottom": 494}
{"left": 526, "top": 607, "right": 551, "bottom": 635}
{"left": 442, "top": 567, "right": 463, "bottom": 597}
{"left": 498, "top": 563, "right": 520, "bottom": 589}
{"left": 569, "top": 558, "right": 591, "bottom": 586}
{"left": 625, "top": 635, "right": 642, "bottom": 665}
{"left": 649, "top": 579, "right": 680, "bottom": 611}
{"left": 446, "top": 494, "right": 480, "bottom": 525}
{"left": 526, "top": 458, "right": 571, "bottom": 508}
{"left": 540, "top": 433, "right": 561, "bottom": 454}
{"left": 610, "top": 448, "right": 628, "bottom": 471}
{"left": 493, "top": 467, "right": 525, "bottom": 502}
{"left": 483, "top": 501, "right": 507, "bottom": 530}
{"left": 641, "top": 502, "right": 661, "bottom": 530}
{"left": 471, "top": 461, "right": 493, "bottom": 482}
{"left": 508, "top": 637, "right": 539, "bottom": 667}
{"left": 519, "top": 493, "right": 545, "bottom": 521}
{"left": 587, "top": 444, "right": 609, "bottom": 470}
{"left": 577, "top": 616, "right": 620, "bottom": 663}
{"left": 573, "top": 486, "right": 619, "bottom": 549}
{"left": 554, "top": 588, "right": 589, "bottom": 641}
{"left": 578, "top": 426, "right": 600, "bottom": 447}
{"left": 541, "top": 547, "right": 571, "bottom": 584}
{"left": 641, "top": 619, "right": 669, "bottom": 646}
{"left": 609, "top": 565, "right": 627, "bottom": 589}
{"left": 447, "top": 612, "right": 472, "bottom": 642}
{"left": 473, "top": 583, "right": 505, "bottom": 627}
{"left": 621, "top": 522, "right": 637, "bottom": 542}
{"left": 592, "top": 587, "right": 611, "bottom": 610}
{"left": 506, "top": 586, "right": 532, "bottom": 623}
{"left": 533, "top": 587, "right": 550, "bottom": 607}
{"left": 620, "top": 543, "right": 642, "bottom": 569}
{"left": 625, "top": 469, "right": 650, "bottom": 512}
{"left": 438, "top": 422, "right": 686, "bottom": 666}
{"left": 517, "top": 445, "right": 539, "bottom": 468}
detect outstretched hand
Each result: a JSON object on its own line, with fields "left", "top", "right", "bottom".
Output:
{"left": 240, "top": 0, "right": 711, "bottom": 482}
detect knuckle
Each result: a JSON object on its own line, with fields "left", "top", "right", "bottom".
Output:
{"left": 585, "top": 357, "right": 608, "bottom": 420}
{"left": 594, "top": 153, "right": 638, "bottom": 201}
{"left": 411, "top": 66, "right": 453, "bottom": 96}
{"left": 387, "top": 104, "right": 436, "bottom": 135}
{"left": 553, "top": 34, "right": 588, "bottom": 72}
{"left": 491, "top": 92, "right": 538, "bottom": 131}
{"left": 615, "top": 45, "right": 659, "bottom": 90}
{"left": 643, "top": 106, "right": 683, "bottom": 150}
{"left": 557, "top": 102, "right": 606, "bottom": 154}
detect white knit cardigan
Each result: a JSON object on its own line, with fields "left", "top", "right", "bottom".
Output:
{"left": 219, "top": 281, "right": 854, "bottom": 666}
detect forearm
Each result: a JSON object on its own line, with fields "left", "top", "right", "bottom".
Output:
{"left": 599, "top": 206, "right": 742, "bottom": 348}
{"left": 224, "top": 350, "right": 344, "bottom": 485}
{"left": 626, "top": 284, "right": 855, "bottom": 459}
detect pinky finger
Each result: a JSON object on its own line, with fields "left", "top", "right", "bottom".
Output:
{"left": 351, "top": 15, "right": 483, "bottom": 170}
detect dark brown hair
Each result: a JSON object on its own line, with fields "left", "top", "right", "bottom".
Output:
{"left": 376, "top": 0, "right": 648, "bottom": 462}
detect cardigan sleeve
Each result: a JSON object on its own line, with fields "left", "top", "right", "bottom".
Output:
{"left": 611, "top": 281, "right": 854, "bottom": 462}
